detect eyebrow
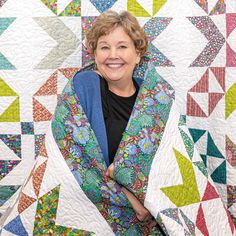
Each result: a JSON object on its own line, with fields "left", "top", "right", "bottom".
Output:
{"left": 98, "top": 41, "right": 129, "bottom": 44}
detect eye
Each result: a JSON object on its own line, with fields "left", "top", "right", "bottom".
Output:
{"left": 118, "top": 45, "right": 127, "bottom": 49}
{"left": 101, "top": 46, "right": 109, "bottom": 50}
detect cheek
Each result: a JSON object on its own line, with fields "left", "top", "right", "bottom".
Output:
{"left": 95, "top": 52, "right": 107, "bottom": 64}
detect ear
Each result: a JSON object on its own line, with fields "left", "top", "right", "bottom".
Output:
{"left": 93, "top": 50, "right": 97, "bottom": 63}
{"left": 135, "top": 51, "right": 141, "bottom": 64}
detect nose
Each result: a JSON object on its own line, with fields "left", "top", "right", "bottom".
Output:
{"left": 109, "top": 48, "right": 118, "bottom": 59}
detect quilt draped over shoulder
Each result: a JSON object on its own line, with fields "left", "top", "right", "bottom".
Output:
{"left": 0, "top": 63, "right": 235, "bottom": 236}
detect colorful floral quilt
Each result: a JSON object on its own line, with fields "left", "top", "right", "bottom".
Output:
{"left": 0, "top": 63, "right": 234, "bottom": 235}
{"left": 1, "top": 0, "right": 236, "bottom": 235}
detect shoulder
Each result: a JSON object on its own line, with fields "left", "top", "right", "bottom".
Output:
{"left": 73, "top": 70, "right": 99, "bottom": 86}
{"left": 73, "top": 70, "right": 101, "bottom": 102}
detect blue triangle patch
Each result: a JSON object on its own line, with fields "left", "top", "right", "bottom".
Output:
{"left": 0, "top": 18, "right": 16, "bottom": 36}
{"left": 0, "top": 135, "right": 21, "bottom": 158}
{"left": 207, "top": 133, "right": 224, "bottom": 158}
{"left": 161, "top": 208, "right": 183, "bottom": 225}
{"left": 4, "top": 215, "right": 28, "bottom": 236}
{"left": 180, "top": 210, "right": 195, "bottom": 235}
{"left": 211, "top": 160, "right": 226, "bottom": 184}
{"left": 0, "top": 53, "right": 16, "bottom": 70}
{"left": 90, "top": 0, "right": 117, "bottom": 13}
{"left": 148, "top": 43, "right": 174, "bottom": 67}
{"left": 189, "top": 128, "right": 206, "bottom": 143}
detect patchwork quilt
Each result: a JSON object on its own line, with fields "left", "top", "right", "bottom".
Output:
{"left": 0, "top": 62, "right": 234, "bottom": 235}
{"left": 0, "top": 0, "right": 236, "bottom": 235}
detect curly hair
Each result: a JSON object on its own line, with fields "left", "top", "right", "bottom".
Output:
{"left": 85, "top": 10, "right": 148, "bottom": 59}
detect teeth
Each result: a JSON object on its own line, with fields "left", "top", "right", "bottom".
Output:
{"left": 107, "top": 64, "right": 123, "bottom": 68}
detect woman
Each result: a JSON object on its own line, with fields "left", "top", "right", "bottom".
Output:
{"left": 2, "top": 9, "right": 233, "bottom": 236}
{"left": 79, "top": 10, "right": 153, "bottom": 222}
{"left": 67, "top": 10, "right": 163, "bottom": 234}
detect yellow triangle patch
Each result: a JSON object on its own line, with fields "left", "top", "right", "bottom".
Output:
{"left": 0, "top": 78, "right": 18, "bottom": 96}
{"left": 0, "top": 97, "right": 20, "bottom": 122}
{"left": 128, "top": 0, "right": 151, "bottom": 17}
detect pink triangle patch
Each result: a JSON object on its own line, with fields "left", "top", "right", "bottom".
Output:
{"left": 187, "top": 94, "right": 207, "bottom": 117}
{"left": 34, "top": 72, "right": 57, "bottom": 96}
{"left": 196, "top": 204, "right": 209, "bottom": 236}
{"left": 210, "top": 67, "right": 225, "bottom": 91}
{"left": 226, "top": 136, "right": 236, "bottom": 167}
{"left": 208, "top": 93, "right": 224, "bottom": 115}
{"left": 202, "top": 182, "right": 219, "bottom": 201}
{"left": 226, "top": 13, "right": 236, "bottom": 38}
{"left": 190, "top": 69, "right": 209, "bottom": 92}
{"left": 0, "top": 0, "right": 8, "bottom": 7}
{"left": 226, "top": 43, "right": 236, "bottom": 67}
{"left": 224, "top": 206, "right": 235, "bottom": 234}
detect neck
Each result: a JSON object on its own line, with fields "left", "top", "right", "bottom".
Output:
{"left": 108, "top": 80, "right": 136, "bottom": 97}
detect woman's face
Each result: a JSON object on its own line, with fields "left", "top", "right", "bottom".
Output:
{"left": 94, "top": 26, "right": 141, "bottom": 85}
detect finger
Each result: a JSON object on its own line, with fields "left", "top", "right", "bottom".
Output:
{"left": 149, "top": 220, "right": 157, "bottom": 229}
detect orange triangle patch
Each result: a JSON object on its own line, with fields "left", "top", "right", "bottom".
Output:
{"left": 58, "top": 68, "right": 79, "bottom": 80}
{"left": 33, "top": 98, "right": 52, "bottom": 122}
{"left": 33, "top": 161, "right": 47, "bottom": 197}
{"left": 34, "top": 72, "right": 57, "bottom": 96}
{"left": 18, "top": 193, "right": 36, "bottom": 214}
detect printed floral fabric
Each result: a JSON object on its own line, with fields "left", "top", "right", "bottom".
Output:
{"left": 51, "top": 63, "right": 174, "bottom": 235}
{"left": 114, "top": 65, "right": 174, "bottom": 202}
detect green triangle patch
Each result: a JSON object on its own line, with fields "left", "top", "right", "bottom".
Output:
{"left": 0, "top": 97, "right": 20, "bottom": 122}
{"left": 225, "top": 82, "right": 236, "bottom": 119}
{"left": 0, "top": 185, "right": 21, "bottom": 207}
{"left": 179, "top": 128, "right": 194, "bottom": 160}
{"left": 178, "top": 115, "right": 186, "bottom": 126}
{"left": 59, "top": 0, "right": 81, "bottom": 16}
{"left": 194, "top": 161, "right": 208, "bottom": 177}
{"left": 33, "top": 185, "right": 94, "bottom": 235}
{"left": 189, "top": 128, "right": 206, "bottom": 143}
{"left": 41, "top": 0, "right": 57, "bottom": 15}
{"left": 127, "top": 0, "right": 150, "bottom": 17}
{"left": 211, "top": 160, "right": 226, "bottom": 184}
{"left": 207, "top": 133, "right": 224, "bottom": 158}
{"left": 161, "top": 148, "right": 200, "bottom": 207}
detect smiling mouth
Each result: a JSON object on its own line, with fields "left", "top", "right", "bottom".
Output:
{"left": 106, "top": 63, "right": 124, "bottom": 69}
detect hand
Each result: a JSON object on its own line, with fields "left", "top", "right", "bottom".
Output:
{"left": 106, "top": 163, "right": 114, "bottom": 179}
{"left": 122, "top": 187, "right": 152, "bottom": 222}
{"left": 106, "top": 163, "right": 154, "bottom": 224}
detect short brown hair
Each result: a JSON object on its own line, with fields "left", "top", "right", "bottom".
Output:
{"left": 85, "top": 10, "right": 148, "bottom": 58}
